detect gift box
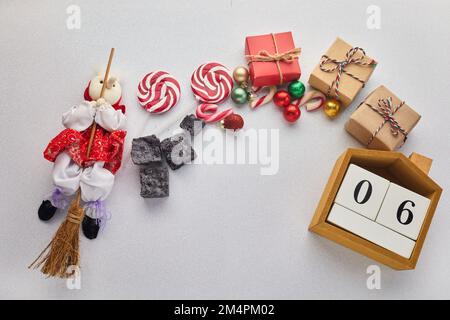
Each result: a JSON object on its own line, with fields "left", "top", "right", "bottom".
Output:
{"left": 245, "top": 32, "right": 301, "bottom": 87}
{"left": 345, "top": 85, "right": 421, "bottom": 151}
{"left": 308, "top": 37, "right": 377, "bottom": 107}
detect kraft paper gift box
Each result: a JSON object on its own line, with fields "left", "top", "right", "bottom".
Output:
{"left": 308, "top": 37, "right": 377, "bottom": 107}
{"left": 345, "top": 85, "right": 421, "bottom": 151}
{"left": 245, "top": 32, "right": 301, "bottom": 87}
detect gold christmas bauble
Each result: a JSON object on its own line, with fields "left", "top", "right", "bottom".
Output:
{"left": 323, "top": 98, "right": 341, "bottom": 118}
{"left": 233, "top": 66, "right": 249, "bottom": 84}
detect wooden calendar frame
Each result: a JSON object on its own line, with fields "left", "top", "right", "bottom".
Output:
{"left": 309, "top": 148, "right": 442, "bottom": 270}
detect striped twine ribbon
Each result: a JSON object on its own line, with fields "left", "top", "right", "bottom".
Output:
{"left": 319, "top": 47, "right": 377, "bottom": 100}
{"left": 365, "top": 97, "right": 408, "bottom": 147}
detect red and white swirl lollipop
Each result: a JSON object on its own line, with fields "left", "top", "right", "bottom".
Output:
{"left": 191, "top": 62, "right": 233, "bottom": 104}
{"left": 137, "top": 71, "right": 181, "bottom": 114}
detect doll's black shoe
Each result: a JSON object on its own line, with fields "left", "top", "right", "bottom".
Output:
{"left": 82, "top": 215, "right": 100, "bottom": 240}
{"left": 38, "top": 200, "right": 57, "bottom": 221}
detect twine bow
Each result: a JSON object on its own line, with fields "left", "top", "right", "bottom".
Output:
{"left": 246, "top": 33, "right": 301, "bottom": 85}
{"left": 365, "top": 97, "right": 408, "bottom": 147}
{"left": 320, "top": 47, "right": 377, "bottom": 100}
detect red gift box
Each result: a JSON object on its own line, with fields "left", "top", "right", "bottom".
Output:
{"left": 245, "top": 32, "right": 301, "bottom": 87}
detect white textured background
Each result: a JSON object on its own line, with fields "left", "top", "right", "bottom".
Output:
{"left": 0, "top": 0, "right": 449, "bottom": 299}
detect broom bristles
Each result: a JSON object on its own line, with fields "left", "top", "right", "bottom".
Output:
{"left": 29, "top": 197, "right": 84, "bottom": 278}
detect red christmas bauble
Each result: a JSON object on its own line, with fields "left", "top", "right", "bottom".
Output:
{"left": 222, "top": 113, "right": 244, "bottom": 130}
{"left": 283, "top": 104, "right": 301, "bottom": 122}
{"left": 273, "top": 90, "right": 291, "bottom": 107}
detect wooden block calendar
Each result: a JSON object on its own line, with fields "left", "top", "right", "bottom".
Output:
{"left": 309, "top": 148, "right": 442, "bottom": 270}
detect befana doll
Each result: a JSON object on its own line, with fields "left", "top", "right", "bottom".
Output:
{"left": 38, "top": 73, "right": 126, "bottom": 239}
{"left": 30, "top": 49, "right": 125, "bottom": 277}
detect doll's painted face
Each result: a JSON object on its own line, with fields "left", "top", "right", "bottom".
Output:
{"left": 88, "top": 75, "right": 122, "bottom": 105}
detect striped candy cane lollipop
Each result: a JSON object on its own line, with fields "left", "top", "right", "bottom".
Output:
{"left": 137, "top": 71, "right": 181, "bottom": 114}
{"left": 196, "top": 103, "right": 233, "bottom": 123}
{"left": 295, "top": 90, "right": 326, "bottom": 111}
{"left": 191, "top": 62, "right": 233, "bottom": 104}
{"left": 249, "top": 86, "right": 277, "bottom": 109}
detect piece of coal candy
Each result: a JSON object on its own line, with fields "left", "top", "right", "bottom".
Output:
{"left": 161, "top": 133, "right": 196, "bottom": 170}
{"left": 180, "top": 114, "right": 205, "bottom": 137}
{"left": 131, "top": 135, "right": 162, "bottom": 165}
{"left": 139, "top": 166, "right": 169, "bottom": 198}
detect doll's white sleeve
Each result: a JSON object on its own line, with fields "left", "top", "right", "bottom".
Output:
{"left": 62, "top": 101, "right": 96, "bottom": 131}
{"left": 95, "top": 103, "right": 127, "bottom": 132}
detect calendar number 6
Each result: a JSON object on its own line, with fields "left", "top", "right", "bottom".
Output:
{"left": 397, "top": 200, "right": 415, "bottom": 225}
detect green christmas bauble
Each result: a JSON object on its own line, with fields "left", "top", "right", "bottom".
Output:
{"left": 288, "top": 80, "right": 305, "bottom": 99}
{"left": 231, "top": 87, "right": 248, "bottom": 104}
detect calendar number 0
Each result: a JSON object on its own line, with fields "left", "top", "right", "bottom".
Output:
{"left": 397, "top": 200, "right": 415, "bottom": 225}
{"left": 353, "top": 180, "right": 373, "bottom": 204}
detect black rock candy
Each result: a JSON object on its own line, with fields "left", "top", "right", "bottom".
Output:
{"left": 139, "top": 165, "right": 169, "bottom": 198}
{"left": 131, "top": 135, "right": 162, "bottom": 165}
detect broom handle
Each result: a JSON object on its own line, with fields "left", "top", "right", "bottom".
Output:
{"left": 86, "top": 48, "right": 115, "bottom": 156}
{"left": 75, "top": 48, "right": 115, "bottom": 203}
